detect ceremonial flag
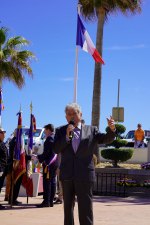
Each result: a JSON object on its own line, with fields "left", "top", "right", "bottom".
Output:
{"left": 14, "top": 111, "right": 33, "bottom": 196}
{"left": 22, "top": 174, "right": 33, "bottom": 197}
{"left": 76, "top": 14, "right": 104, "bottom": 64}
{"left": 27, "top": 113, "right": 36, "bottom": 174}
{"left": 25, "top": 113, "right": 36, "bottom": 196}
{"left": 14, "top": 112, "right": 23, "bottom": 160}
{"left": 14, "top": 112, "right": 26, "bottom": 182}
{"left": 28, "top": 114, "right": 36, "bottom": 153}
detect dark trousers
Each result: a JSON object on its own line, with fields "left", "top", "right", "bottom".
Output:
{"left": 9, "top": 174, "right": 23, "bottom": 202}
{"left": 0, "top": 173, "right": 5, "bottom": 192}
{"left": 62, "top": 180, "right": 93, "bottom": 225}
{"left": 13, "top": 175, "right": 23, "bottom": 202}
{"left": 43, "top": 173, "right": 56, "bottom": 205}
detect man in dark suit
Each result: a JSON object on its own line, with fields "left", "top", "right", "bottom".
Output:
{"left": 36, "top": 124, "right": 58, "bottom": 207}
{"left": 0, "top": 128, "right": 8, "bottom": 210}
{"left": 7, "top": 132, "right": 23, "bottom": 205}
{"left": 53, "top": 103, "right": 116, "bottom": 225}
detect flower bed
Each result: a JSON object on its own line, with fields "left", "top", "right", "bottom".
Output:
{"left": 117, "top": 178, "right": 139, "bottom": 187}
{"left": 141, "top": 162, "right": 150, "bottom": 170}
{"left": 117, "top": 177, "right": 150, "bottom": 188}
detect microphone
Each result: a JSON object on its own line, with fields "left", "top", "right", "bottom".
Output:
{"left": 69, "top": 119, "right": 75, "bottom": 140}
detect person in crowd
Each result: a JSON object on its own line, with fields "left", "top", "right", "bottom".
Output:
{"left": 36, "top": 124, "right": 58, "bottom": 207}
{"left": 7, "top": 130, "right": 23, "bottom": 205}
{"left": 54, "top": 153, "right": 63, "bottom": 204}
{"left": 134, "top": 123, "right": 145, "bottom": 148}
{"left": 0, "top": 128, "right": 8, "bottom": 209}
{"left": 53, "top": 103, "right": 116, "bottom": 225}
{"left": 4, "top": 130, "right": 13, "bottom": 202}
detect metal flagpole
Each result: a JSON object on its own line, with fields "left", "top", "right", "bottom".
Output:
{"left": 117, "top": 79, "right": 120, "bottom": 123}
{"left": 73, "top": 47, "right": 79, "bottom": 103}
{"left": 26, "top": 102, "right": 33, "bottom": 204}
{"left": 73, "top": 3, "right": 81, "bottom": 103}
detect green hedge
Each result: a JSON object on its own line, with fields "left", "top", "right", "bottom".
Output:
{"left": 106, "top": 124, "right": 126, "bottom": 138}
{"left": 110, "top": 139, "right": 128, "bottom": 148}
{"left": 101, "top": 148, "right": 133, "bottom": 162}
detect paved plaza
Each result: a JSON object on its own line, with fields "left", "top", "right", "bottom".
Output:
{"left": 0, "top": 190, "right": 150, "bottom": 225}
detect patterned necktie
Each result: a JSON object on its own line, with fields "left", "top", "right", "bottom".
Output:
{"left": 72, "top": 127, "right": 81, "bottom": 153}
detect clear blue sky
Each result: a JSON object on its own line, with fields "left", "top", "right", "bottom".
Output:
{"left": 1, "top": 0, "right": 150, "bottom": 138}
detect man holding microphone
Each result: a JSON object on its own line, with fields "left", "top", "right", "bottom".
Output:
{"left": 53, "top": 103, "right": 116, "bottom": 225}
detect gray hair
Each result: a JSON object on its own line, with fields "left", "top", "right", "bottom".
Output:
{"left": 65, "top": 103, "right": 82, "bottom": 114}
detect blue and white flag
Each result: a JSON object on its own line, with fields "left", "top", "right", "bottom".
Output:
{"left": 76, "top": 14, "right": 104, "bottom": 64}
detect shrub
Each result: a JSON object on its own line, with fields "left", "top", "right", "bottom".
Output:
{"left": 101, "top": 148, "right": 133, "bottom": 167}
{"left": 106, "top": 124, "right": 127, "bottom": 148}
{"left": 102, "top": 123, "right": 134, "bottom": 167}
{"left": 110, "top": 139, "right": 128, "bottom": 148}
{"left": 106, "top": 124, "right": 126, "bottom": 139}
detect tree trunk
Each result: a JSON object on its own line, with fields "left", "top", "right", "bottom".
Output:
{"left": 112, "top": 160, "right": 118, "bottom": 168}
{"left": 91, "top": 8, "right": 105, "bottom": 129}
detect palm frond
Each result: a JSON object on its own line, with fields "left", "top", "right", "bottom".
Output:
{"left": 6, "top": 36, "right": 30, "bottom": 49}
{"left": 79, "top": 0, "right": 142, "bottom": 20}
{"left": 0, "top": 27, "right": 8, "bottom": 46}
{"left": 0, "top": 50, "right": 4, "bottom": 60}
{"left": 17, "top": 50, "right": 35, "bottom": 61}
{"left": 79, "top": 0, "right": 96, "bottom": 20}
{"left": 0, "top": 26, "right": 35, "bottom": 88}
{"left": 0, "top": 61, "right": 25, "bottom": 88}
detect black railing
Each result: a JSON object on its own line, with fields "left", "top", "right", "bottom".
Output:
{"left": 93, "top": 172, "right": 127, "bottom": 197}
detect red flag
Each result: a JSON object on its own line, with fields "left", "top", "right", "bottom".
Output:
{"left": 32, "top": 115, "right": 36, "bottom": 132}
{"left": 14, "top": 112, "right": 26, "bottom": 182}
{"left": 14, "top": 111, "right": 33, "bottom": 197}
{"left": 22, "top": 174, "right": 33, "bottom": 197}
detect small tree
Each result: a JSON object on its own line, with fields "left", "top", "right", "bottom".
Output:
{"left": 0, "top": 26, "right": 35, "bottom": 87}
{"left": 101, "top": 148, "right": 133, "bottom": 167}
{"left": 106, "top": 124, "right": 126, "bottom": 147}
{"left": 101, "top": 124, "right": 133, "bottom": 167}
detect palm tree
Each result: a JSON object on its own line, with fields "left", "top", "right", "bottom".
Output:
{"left": 0, "top": 26, "right": 35, "bottom": 88}
{"left": 79, "top": 0, "right": 142, "bottom": 128}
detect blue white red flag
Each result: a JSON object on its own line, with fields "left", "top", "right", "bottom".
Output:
{"left": 14, "top": 112, "right": 23, "bottom": 160}
{"left": 76, "top": 14, "right": 104, "bottom": 64}
{"left": 14, "top": 111, "right": 26, "bottom": 182}
{"left": 28, "top": 114, "right": 36, "bottom": 152}
{"left": 14, "top": 112, "right": 33, "bottom": 196}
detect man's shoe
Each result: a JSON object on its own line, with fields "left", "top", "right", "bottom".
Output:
{"left": 36, "top": 202, "right": 50, "bottom": 208}
{"left": 0, "top": 204, "right": 5, "bottom": 210}
{"left": 12, "top": 200, "right": 22, "bottom": 206}
{"left": 50, "top": 202, "right": 54, "bottom": 207}
{"left": 53, "top": 198, "right": 63, "bottom": 204}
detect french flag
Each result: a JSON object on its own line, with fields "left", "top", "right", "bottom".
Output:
{"left": 76, "top": 14, "right": 104, "bottom": 64}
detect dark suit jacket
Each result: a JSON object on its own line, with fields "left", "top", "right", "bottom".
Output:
{"left": 53, "top": 124, "right": 115, "bottom": 182}
{"left": 0, "top": 140, "right": 8, "bottom": 191}
{"left": 7, "top": 136, "right": 16, "bottom": 172}
{"left": 38, "top": 134, "right": 58, "bottom": 177}
{"left": 0, "top": 141, "right": 8, "bottom": 173}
